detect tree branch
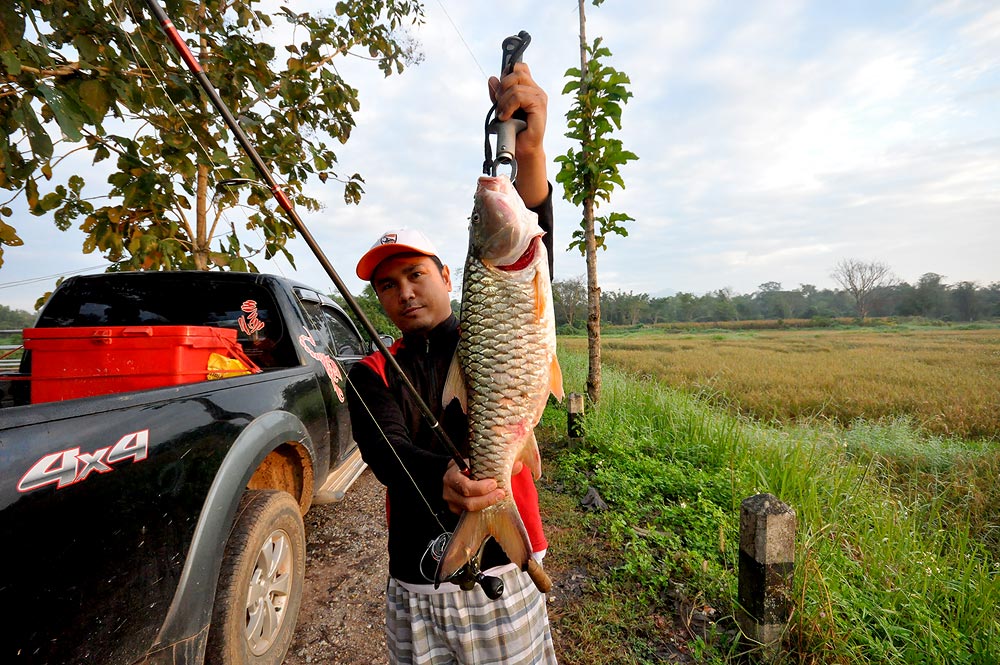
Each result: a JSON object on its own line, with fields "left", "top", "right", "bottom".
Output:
{"left": 48, "top": 142, "right": 95, "bottom": 171}
{"left": 7, "top": 64, "right": 156, "bottom": 81}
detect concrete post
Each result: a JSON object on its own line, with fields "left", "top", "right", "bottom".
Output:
{"left": 738, "top": 493, "right": 796, "bottom": 657}
{"left": 567, "top": 392, "right": 585, "bottom": 440}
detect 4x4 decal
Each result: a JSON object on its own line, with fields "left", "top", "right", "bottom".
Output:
{"left": 17, "top": 430, "right": 150, "bottom": 493}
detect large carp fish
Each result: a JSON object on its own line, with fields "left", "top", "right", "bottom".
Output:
{"left": 436, "top": 174, "right": 564, "bottom": 595}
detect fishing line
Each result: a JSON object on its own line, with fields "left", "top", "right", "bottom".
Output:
{"left": 41, "top": 1, "right": 464, "bottom": 533}
{"left": 118, "top": 0, "right": 304, "bottom": 276}
{"left": 119, "top": 12, "right": 440, "bottom": 527}
{"left": 131, "top": 2, "right": 533, "bottom": 622}
{"left": 434, "top": 0, "right": 488, "bottom": 80}
{"left": 112, "top": 0, "right": 209, "bottom": 245}
{"left": 120, "top": 1, "right": 453, "bottom": 520}
{"left": 341, "top": 369, "right": 450, "bottom": 535}
{"left": 116, "top": 0, "right": 215, "bottom": 170}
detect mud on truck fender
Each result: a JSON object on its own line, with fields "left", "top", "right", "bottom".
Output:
{"left": 143, "top": 410, "right": 317, "bottom": 665}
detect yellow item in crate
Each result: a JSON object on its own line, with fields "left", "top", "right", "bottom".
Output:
{"left": 207, "top": 352, "right": 253, "bottom": 380}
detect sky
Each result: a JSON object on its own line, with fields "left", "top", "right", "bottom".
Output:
{"left": 2, "top": 0, "right": 999, "bottom": 312}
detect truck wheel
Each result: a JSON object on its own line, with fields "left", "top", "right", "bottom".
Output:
{"left": 206, "top": 490, "right": 306, "bottom": 665}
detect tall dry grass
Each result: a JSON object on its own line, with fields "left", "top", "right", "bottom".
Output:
{"left": 561, "top": 326, "right": 1000, "bottom": 439}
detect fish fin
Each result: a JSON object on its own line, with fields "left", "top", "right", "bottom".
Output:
{"left": 488, "top": 500, "right": 533, "bottom": 569}
{"left": 441, "top": 349, "right": 467, "bottom": 413}
{"left": 529, "top": 353, "right": 564, "bottom": 423}
{"left": 435, "top": 501, "right": 533, "bottom": 586}
{"left": 549, "top": 353, "right": 564, "bottom": 401}
{"left": 435, "top": 509, "right": 490, "bottom": 586}
{"left": 520, "top": 430, "right": 543, "bottom": 480}
{"left": 533, "top": 268, "right": 547, "bottom": 322}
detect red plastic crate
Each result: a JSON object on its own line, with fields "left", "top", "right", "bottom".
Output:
{"left": 23, "top": 325, "right": 242, "bottom": 403}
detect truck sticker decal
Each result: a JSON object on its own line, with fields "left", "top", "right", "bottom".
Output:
{"left": 239, "top": 299, "right": 265, "bottom": 335}
{"left": 17, "top": 430, "right": 150, "bottom": 494}
{"left": 297, "top": 332, "right": 346, "bottom": 402}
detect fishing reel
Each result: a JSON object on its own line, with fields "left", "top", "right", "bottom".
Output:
{"left": 449, "top": 557, "right": 505, "bottom": 600}
{"left": 484, "top": 31, "right": 532, "bottom": 180}
{"left": 423, "top": 532, "right": 505, "bottom": 600}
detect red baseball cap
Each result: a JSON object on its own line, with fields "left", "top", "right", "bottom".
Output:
{"left": 356, "top": 228, "right": 441, "bottom": 280}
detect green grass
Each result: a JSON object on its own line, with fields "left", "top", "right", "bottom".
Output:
{"left": 540, "top": 348, "right": 1000, "bottom": 664}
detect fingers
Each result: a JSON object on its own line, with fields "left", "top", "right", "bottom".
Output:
{"left": 443, "top": 460, "right": 505, "bottom": 514}
{"left": 491, "top": 63, "right": 547, "bottom": 131}
{"left": 488, "top": 76, "right": 501, "bottom": 104}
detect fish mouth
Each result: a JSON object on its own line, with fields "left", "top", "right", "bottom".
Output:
{"left": 495, "top": 236, "right": 540, "bottom": 272}
{"left": 476, "top": 174, "right": 513, "bottom": 193}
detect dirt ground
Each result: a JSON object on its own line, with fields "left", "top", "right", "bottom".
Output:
{"left": 284, "top": 469, "right": 389, "bottom": 665}
{"left": 283, "top": 468, "right": 697, "bottom": 664}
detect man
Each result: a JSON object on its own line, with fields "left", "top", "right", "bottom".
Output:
{"left": 346, "top": 62, "right": 557, "bottom": 664}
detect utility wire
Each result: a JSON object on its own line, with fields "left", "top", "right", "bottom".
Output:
{"left": 0, "top": 265, "right": 108, "bottom": 290}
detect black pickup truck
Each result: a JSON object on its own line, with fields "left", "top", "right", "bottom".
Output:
{"left": 0, "top": 271, "right": 374, "bottom": 665}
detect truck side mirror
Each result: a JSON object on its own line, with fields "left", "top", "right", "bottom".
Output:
{"left": 369, "top": 335, "right": 394, "bottom": 354}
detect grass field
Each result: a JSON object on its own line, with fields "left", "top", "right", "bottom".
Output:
{"left": 541, "top": 325, "right": 1000, "bottom": 664}
{"left": 560, "top": 324, "right": 1000, "bottom": 440}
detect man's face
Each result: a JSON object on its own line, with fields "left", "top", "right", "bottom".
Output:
{"left": 371, "top": 254, "right": 453, "bottom": 335}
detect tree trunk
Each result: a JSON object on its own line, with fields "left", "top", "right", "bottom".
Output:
{"left": 584, "top": 195, "right": 601, "bottom": 404}
{"left": 578, "top": 0, "right": 602, "bottom": 404}
{"left": 193, "top": 0, "right": 210, "bottom": 271}
{"left": 194, "top": 161, "right": 209, "bottom": 270}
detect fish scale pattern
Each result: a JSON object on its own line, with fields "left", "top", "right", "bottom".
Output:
{"left": 459, "top": 251, "right": 551, "bottom": 492}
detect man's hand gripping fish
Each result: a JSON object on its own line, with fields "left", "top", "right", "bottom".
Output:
{"left": 436, "top": 174, "right": 564, "bottom": 595}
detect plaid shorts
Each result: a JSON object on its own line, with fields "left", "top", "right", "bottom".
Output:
{"left": 385, "top": 567, "right": 557, "bottom": 664}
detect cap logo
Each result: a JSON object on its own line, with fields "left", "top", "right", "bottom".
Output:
{"left": 380, "top": 233, "right": 398, "bottom": 245}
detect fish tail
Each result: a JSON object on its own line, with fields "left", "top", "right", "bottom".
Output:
{"left": 435, "top": 500, "right": 534, "bottom": 587}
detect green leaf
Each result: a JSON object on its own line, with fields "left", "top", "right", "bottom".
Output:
{"left": 0, "top": 3, "right": 25, "bottom": 52}
{"left": 559, "top": 29, "right": 637, "bottom": 258}
{"left": 73, "top": 34, "right": 100, "bottom": 66}
{"left": 1, "top": 50, "right": 21, "bottom": 75}
{"left": 39, "top": 190, "right": 65, "bottom": 212}
{"left": 78, "top": 79, "right": 113, "bottom": 124}
{"left": 37, "top": 85, "right": 85, "bottom": 142}
{"left": 13, "top": 100, "right": 53, "bottom": 161}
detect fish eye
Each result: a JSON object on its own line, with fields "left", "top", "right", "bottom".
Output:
{"left": 470, "top": 212, "right": 480, "bottom": 224}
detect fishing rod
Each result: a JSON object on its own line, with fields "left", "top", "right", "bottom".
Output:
{"left": 140, "top": 0, "right": 469, "bottom": 473}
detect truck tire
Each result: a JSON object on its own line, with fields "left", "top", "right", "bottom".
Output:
{"left": 206, "top": 490, "right": 306, "bottom": 665}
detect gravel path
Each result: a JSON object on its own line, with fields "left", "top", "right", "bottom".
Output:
{"left": 284, "top": 469, "right": 389, "bottom": 665}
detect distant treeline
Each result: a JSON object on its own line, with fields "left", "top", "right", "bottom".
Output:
{"left": 0, "top": 304, "right": 35, "bottom": 329}
{"left": 552, "top": 273, "right": 1000, "bottom": 328}
{"left": 6, "top": 272, "right": 997, "bottom": 334}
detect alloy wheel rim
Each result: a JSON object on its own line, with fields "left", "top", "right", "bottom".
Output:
{"left": 245, "top": 528, "right": 294, "bottom": 656}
